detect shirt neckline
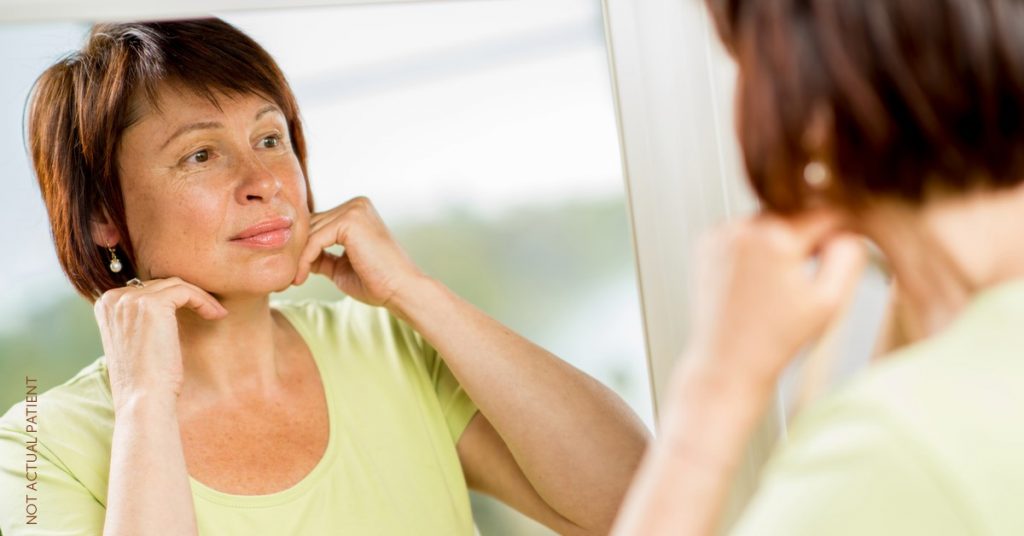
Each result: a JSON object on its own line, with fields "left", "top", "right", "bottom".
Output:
{"left": 188, "top": 301, "right": 338, "bottom": 508}
{"left": 98, "top": 301, "right": 339, "bottom": 508}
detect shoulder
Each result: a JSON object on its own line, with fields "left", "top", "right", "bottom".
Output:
{"left": 0, "top": 357, "right": 113, "bottom": 504}
{"left": 738, "top": 328, "right": 1024, "bottom": 535}
{"left": 732, "top": 366, "right": 975, "bottom": 535}
{"left": 829, "top": 321, "right": 1024, "bottom": 468}
{"left": 0, "top": 357, "right": 113, "bottom": 443}
{"left": 734, "top": 393, "right": 978, "bottom": 535}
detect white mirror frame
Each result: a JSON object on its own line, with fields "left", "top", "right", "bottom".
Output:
{"left": 0, "top": 0, "right": 782, "bottom": 527}
{"left": 602, "top": 0, "right": 782, "bottom": 527}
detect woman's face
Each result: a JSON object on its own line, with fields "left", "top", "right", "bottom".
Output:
{"left": 115, "top": 83, "right": 310, "bottom": 297}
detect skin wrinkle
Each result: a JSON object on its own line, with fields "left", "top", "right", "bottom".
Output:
{"left": 117, "top": 88, "right": 302, "bottom": 289}
{"left": 99, "top": 83, "right": 311, "bottom": 399}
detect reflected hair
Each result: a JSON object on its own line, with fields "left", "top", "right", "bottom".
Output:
{"left": 28, "top": 18, "right": 314, "bottom": 300}
{"left": 706, "top": 0, "right": 1024, "bottom": 213}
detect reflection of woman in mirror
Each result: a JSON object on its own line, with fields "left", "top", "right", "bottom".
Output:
{"left": 615, "top": 0, "right": 1024, "bottom": 534}
{"left": 0, "top": 19, "right": 649, "bottom": 535}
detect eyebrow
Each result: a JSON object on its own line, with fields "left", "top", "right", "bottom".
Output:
{"left": 159, "top": 104, "right": 284, "bottom": 151}
{"left": 254, "top": 104, "right": 280, "bottom": 121}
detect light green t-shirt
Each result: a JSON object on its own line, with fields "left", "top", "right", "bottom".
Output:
{"left": 0, "top": 298, "right": 479, "bottom": 535}
{"left": 733, "top": 279, "right": 1024, "bottom": 535}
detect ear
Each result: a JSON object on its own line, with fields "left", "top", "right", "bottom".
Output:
{"left": 799, "top": 103, "right": 849, "bottom": 212}
{"left": 90, "top": 207, "right": 121, "bottom": 249}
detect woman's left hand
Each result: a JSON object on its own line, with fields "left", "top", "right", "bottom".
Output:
{"left": 292, "top": 196, "right": 424, "bottom": 308}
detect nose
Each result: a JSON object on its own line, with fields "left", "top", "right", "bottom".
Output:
{"left": 235, "top": 153, "right": 282, "bottom": 204}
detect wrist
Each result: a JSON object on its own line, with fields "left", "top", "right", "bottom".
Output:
{"left": 385, "top": 274, "right": 445, "bottom": 323}
{"left": 678, "top": 335, "right": 787, "bottom": 392}
{"left": 662, "top": 352, "right": 776, "bottom": 437}
{"left": 672, "top": 351, "right": 776, "bottom": 402}
{"left": 113, "top": 390, "right": 179, "bottom": 420}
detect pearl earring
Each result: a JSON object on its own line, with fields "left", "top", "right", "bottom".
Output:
{"left": 107, "top": 246, "right": 122, "bottom": 273}
{"left": 803, "top": 160, "right": 830, "bottom": 188}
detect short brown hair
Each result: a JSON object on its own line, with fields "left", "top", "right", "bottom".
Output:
{"left": 706, "top": 0, "right": 1024, "bottom": 213}
{"left": 28, "top": 18, "right": 314, "bottom": 300}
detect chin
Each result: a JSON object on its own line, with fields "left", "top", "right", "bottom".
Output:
{"left": 247, "top": 267, "right": 300, "bottom": 294}
{"left": 168, "top": 250, "right": 299, "bottom": 295}
{"left": 208, "top": 262, "right": 300, "bottom": 297}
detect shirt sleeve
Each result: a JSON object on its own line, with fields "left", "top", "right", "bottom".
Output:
{"left": 0, "top": 420, "right": 105, "bottom": 535}
{"left": 731, "top": 401, "right": 976, "bottom": 536}
{"left": 418, "top": 335, "right": 478, "bottom": 445}
{"left": 364, "top": 297, "right": 479, "bottom": 446}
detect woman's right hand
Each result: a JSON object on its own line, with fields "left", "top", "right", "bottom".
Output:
{"left": 93, "top": 277, "right": 227, "bottom": 412}
{"left": 679, "top": 211, "right": 866, "bottom": 395}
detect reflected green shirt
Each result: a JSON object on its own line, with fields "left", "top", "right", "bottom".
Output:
{"left": 0, "top": 298, "right": 479, "bottom": 535}
{"left": 734, "top": 279, "right": 1024, "bottom": 535}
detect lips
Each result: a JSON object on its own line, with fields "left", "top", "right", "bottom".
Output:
{"left": 230, "top": 216, "right": 293, "bottom": 248}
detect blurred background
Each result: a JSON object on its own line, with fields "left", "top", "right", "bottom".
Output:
{"left": 0, "top": 0, "right": 653, "bottom": 533}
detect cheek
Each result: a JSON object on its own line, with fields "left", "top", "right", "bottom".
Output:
{"left": 289, "top": 179, "right": 312, "bottom": 255}
{"left": 278, "top": 159, "right": 312, "bottom": 225}
{"left": 280, "top": 157, "right": 310, "bottom": 209}
{"left": 127, "top": 183, "right": 228, "bottom": 276}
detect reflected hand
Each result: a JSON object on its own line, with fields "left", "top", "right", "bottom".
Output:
{"left": 292, "top": 196, "right": 424, "bottom": 308}
{"left": 683, "top": 211, "right": 867, "bottom": 391}
{"left": 94, "top": 277, "right": 228, "bottom": 412}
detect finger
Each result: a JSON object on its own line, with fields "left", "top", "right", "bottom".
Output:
{"left": 121, "top": 276, "right": 181, "bottom": 293}
{"left": 310, "top": 211, "right": 341, "bottom": 236}
{"left": 813, "top": 234, "right": 868, "bottom": 310}
{"left": 294, "top": 220, "right": 349, "bottom": 285}
{"left": 310, "top": 197, "right": 358, "bottom": 230}
{"left": 149, "top": 283, "right": 229, "bottom": 320}
{"left": 309, "top": 250, "right": 341, "bottom": 278}
{"left": 130, "top": 277, "right": 228, "bottom": 318}
{"left": 309, "top": 210, "right": 332, "bottom": 230}
{"left": 766, "top": 209, "right": 848, "bottom": 254}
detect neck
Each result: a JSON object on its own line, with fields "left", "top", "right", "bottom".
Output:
{"left": 175, "top": 292, "right": 285, "bottom": 403}
{"left": 856, "top": 185, "right": 1024, "bottom": 342}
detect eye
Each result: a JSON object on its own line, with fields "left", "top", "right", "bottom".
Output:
{"left": 261, "top": 135, "right": 281, "bottom": 149}
{"left": 179, "top": 146, "right": 217, "bottom": 168}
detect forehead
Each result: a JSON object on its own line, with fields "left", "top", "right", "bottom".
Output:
{"left": 125, "top": 82, "right": 278, "bottom": 132}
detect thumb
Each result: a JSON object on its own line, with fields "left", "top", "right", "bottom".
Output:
{"left": 310, "top": 250, "right": 340, "bottom": 278}
{"left": 325, "top": 252, "right": 362, "bottom": 294}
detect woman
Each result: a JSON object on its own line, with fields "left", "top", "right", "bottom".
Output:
{"left": 0, "top": 19, "right": 649, "bottom": 535}
{"left": 614, "top": 0, "right": 1024, "bottom": 534}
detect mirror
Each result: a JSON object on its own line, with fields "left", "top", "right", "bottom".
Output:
{"left": 0, "top": 1, "right": 652, "bottom": 533}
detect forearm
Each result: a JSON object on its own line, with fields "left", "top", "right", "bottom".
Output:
{"left": 612, "top": 361, "right": 772, "bottom": 536}
{"left": 104, "top": 396, "right": 197, "bottom": 536}
{"left": 390, "top": 276, "right": 650, "bottom": 531}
